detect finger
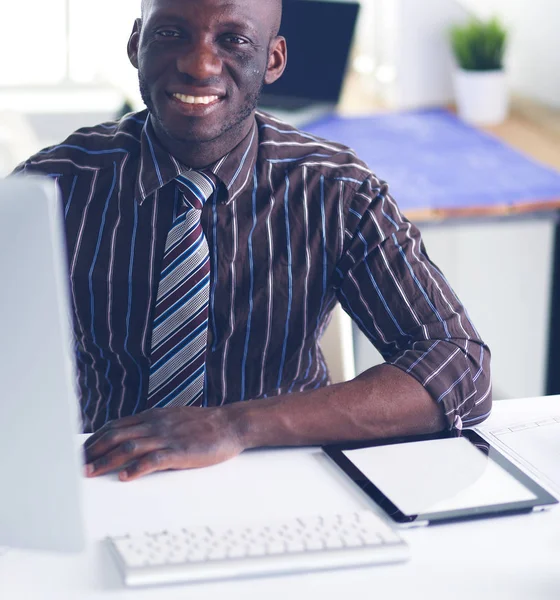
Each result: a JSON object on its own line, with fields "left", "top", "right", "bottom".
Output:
{"left": 84, "top": 414, "right": 149, "bottom": 450}
{"left": 84, "top": 424, "right": 153, "bottom": 463}
{"left": 119, "top": 449, "right": 182, "bottom": 482}
{"left": 85, "top": 437, "right": 166, "bottom": 477}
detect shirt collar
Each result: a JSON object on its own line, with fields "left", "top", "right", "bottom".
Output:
{"left": 208, "top": 119, "right": 259, "bottom": 205}
{"left": 135, "top": 113, "right": 184, "bottom": 205}
{"left": 135, "top": 111, "right": 259, "bottom": 206}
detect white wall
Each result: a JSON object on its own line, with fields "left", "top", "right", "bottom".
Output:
{"left": 458, "top": 0, "right": 560, "bottom": 108}
{"left": 365, "top": 0, "right": 560, "bottom": 110}
{"left": 361, "top": 0, "right": 473, "bottom": 109}
{"left": 354, "top": 218, "right": 555, "bottom": 400}
{"left": 392, "top": 0, "right": 470, "bottom": 109}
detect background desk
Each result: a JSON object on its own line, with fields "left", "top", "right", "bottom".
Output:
{"left": 309, "top": 109, "right": 560, "bottom": 401}
{"left": 1, "top": 396, "right": 559, "bottom": 600}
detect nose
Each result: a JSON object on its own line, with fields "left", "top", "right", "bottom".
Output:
{"left": 176, "top": 41, "right": 222, "bottom": 80}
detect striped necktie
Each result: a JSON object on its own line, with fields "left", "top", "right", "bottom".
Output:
{"left": 147, "top": 170, "right": 216, "bottom": 409}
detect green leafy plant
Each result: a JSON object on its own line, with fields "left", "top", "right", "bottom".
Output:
{"left": 450, "top": 18, "right": 508, "bottom": 71}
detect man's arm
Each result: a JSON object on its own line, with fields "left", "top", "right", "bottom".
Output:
{"left": 84, "top": 364, "right": 442, "bottom": 480}
{"left": 235, "top": 363, "right": 445, "bottom": 446}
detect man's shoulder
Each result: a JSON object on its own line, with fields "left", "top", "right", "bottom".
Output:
{"left": 255, "top": 110, "right": 372, "bottom": 188}
{"left": 15, "top": 110, "right": 149, "bottom": 176}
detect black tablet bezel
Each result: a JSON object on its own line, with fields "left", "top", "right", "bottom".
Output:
{"left": 322, "top": 429, "right": 558, "bottom": 525}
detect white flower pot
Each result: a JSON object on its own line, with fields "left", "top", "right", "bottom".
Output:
{"left": 453, "top": 69, "right": 509, "bottom": 126}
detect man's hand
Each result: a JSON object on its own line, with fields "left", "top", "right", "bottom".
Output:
{"left": 83, "top": 406, "right": 245, "bottom": 482}
{"left": 83, "top": 365, "right": 448, "bottom": 482}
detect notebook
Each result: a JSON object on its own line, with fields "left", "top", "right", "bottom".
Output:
{"left": 477, "top": 416, "right": 560, "bottom": 497}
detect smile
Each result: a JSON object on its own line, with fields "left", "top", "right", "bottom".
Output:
{"left": 172, "top": 93, "right": 221, "bottom": 105}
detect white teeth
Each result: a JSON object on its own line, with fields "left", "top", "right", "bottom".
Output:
{"left": 173, "top": 93, "right": 219, "bottom": 105}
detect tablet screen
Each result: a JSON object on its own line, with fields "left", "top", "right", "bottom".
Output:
{"left": 325, "top": 431, "right": 558, "bottom": 524}
{"left": 342, "top": 437, "right": 537, "bottom": 516}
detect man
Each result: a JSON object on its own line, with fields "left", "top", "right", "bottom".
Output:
{"left": 13, "top": 0, "right": 491, "bottom": 481}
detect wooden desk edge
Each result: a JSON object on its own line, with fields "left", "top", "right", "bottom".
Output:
{"left": 406, "top": 198, "right": 560, "bottom": 223}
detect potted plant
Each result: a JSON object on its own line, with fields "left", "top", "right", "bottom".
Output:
{"left": 450, "top": 18, "right": 509, "bottom": 125}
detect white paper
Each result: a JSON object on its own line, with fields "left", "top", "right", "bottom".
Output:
{"left": 477, "top": 416, "right": 560, "bottom": 496}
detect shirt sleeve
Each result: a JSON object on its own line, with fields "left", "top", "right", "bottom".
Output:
{"left": 333, "top": 174, "right": 492, "bottom": 430}
{"left": 10, "top": 161, "right": 27, "bottom": 175}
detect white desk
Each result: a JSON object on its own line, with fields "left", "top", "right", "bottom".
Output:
{"left": 2, "top": 396, "right": 560, "bottom": 600}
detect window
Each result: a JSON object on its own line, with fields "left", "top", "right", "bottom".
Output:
{"left": 1, "top": 1, "right": 139, "bottom": 96}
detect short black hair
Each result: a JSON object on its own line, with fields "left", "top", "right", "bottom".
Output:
{"left": 142, "top": 0, "right": 290, "bottom": 19}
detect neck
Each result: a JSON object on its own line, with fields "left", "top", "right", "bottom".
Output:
{"left": 150, "top": 114, "right": 255, "bottom": 169}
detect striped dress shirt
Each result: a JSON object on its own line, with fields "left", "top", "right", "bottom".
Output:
{"left": 13, "top": 109, "right": 491, "bottom": 433}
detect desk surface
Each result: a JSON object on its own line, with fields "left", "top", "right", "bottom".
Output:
{"left": 303, "top": 109, "right": 560, "bottom": 222}
{"left": 332, "top": 74, "right": 560, "bottom": 223}
{"left": 2, "top": 396, "right": 560, "bottom": 600}
{"left": 339, "top": 73, "right": 560, "bottom": 173}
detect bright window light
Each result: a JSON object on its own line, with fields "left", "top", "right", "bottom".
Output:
{"left": 0, "top": 0, "right": 140, "bottom": 97}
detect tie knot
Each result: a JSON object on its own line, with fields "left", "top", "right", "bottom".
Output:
{"left": 176, "top": 170, "right": 217, "bottom": 210}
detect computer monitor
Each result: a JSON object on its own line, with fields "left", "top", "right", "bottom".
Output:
{"left": 0, "top": 176, "right": 85, "bottom": 553}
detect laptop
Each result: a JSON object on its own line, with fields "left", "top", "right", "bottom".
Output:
{"left": 258, "top": 0, "right": 360, "bottom": 127}
{"left": 0, "top": 176, "right": 85, "bottom": 553}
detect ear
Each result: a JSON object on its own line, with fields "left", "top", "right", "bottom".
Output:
{"left": 264, "top": 36, "right": 287, "bottom": 85}
{"left": 127, "top": 19, "right": 142, "bottom": 69}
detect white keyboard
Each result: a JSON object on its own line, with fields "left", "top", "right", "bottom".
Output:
{"left": 107, "top": 511, "right": 409, "bottom": 587}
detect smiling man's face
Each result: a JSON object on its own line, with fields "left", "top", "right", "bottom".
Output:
{"left": 128, "top": 0, "right": 286, "bottom": 164}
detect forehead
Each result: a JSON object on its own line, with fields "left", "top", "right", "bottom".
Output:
{"left": 143, "top": 0, "right": 280, "bottom": 28}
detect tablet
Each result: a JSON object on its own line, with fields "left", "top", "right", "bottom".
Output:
{"left": 323, "top": 430, "right": 558, "bottom": 526}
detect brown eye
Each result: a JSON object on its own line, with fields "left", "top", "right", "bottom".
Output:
{"left": 155, "top": 29, "right": 181, "bottom": 39}
{"left": 223, "top": 35, "right": 248, "bottom": 45}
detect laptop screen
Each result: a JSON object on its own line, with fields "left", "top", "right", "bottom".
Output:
{"left": 260, "top": 0, "right": 360, "bottom": 104}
